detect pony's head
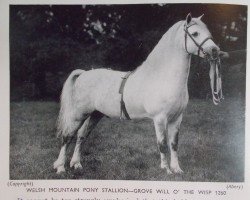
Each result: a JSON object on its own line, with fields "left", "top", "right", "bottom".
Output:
{"left": 184, "top": 13, "right": 220, "bottom": 59}
{"left": 184, "top": 13, "right": 223, "bottom": 105}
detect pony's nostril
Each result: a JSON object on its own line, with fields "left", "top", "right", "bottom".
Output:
{"left": 212, "top": 47, "right": 218, "bottom": 53}
{"left": 212, "top": 47, "right": 219, "bottom": 57}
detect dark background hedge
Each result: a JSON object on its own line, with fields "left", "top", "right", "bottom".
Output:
{"left": 10, "top": 4, "right": 247, "bottom": 101}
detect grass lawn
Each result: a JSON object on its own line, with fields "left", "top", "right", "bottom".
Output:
{"left": 10, "top": 98, "right": 245, "bottom": 181}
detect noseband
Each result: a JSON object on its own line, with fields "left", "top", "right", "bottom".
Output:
{"left": 184, "top": 23, "right": 213, "bottom": 57}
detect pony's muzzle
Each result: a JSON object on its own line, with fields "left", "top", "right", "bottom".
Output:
{"left": 202, "top": 39, "right": 220, "bottom": 59}
{"left": 212, "top": 47, "right": 219, "bottom": 57}
{"left": 206, "top": 46, "right": 220, "bottom": 60}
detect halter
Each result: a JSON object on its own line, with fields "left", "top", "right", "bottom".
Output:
{"left": 184, "top": 23, "right": 213, "bottom": 57}
{"left": 184, "top": 22, "right": 223, "bottom": 105}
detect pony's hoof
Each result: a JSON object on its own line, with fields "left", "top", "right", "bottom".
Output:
{"left": 170, "top": 163, "right": 184, "bottom": 174}
{"left": 56, "top": 166, "right": 66, "bottom": 174}
{"left": 53, "top": 160, "right": 62, "bottom": 169}
{"left": 160, "top": 164, "right": 173, "bottom": 175}
{"left": 171, "top": 167, "right": 184, "bottom": 174}
{"left": 166, "top": 169, "right": 173, "bottom": 175}
{"left": 74, "top": 162, "right": 83, "bottom": 170}
{"left": 70, "top": 160, "right": 83, "bottom": 170}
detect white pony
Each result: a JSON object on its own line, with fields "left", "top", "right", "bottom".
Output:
{"left": 54, "top": 13, "right": 221, "bottom": 175}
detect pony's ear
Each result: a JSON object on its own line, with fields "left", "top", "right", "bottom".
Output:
{"left": 186, "top": 13, "right": 192, "bottom": 25}
{"left": 198, "top": 14, "right": 204, "bottom": 20}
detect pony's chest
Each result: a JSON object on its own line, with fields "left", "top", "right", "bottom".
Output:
{"left": 144, "top": 86, "right": 189, "bottom": 118}
{"left": 167, "top": 92, "right": 188, "bottom": 120}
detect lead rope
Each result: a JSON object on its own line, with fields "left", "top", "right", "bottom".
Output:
{"left": 209, "top": 57, "right": 223, "bottom": 105}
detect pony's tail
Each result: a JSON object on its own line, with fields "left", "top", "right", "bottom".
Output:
{"left": 57, "top": 69, "right": 84, "bottom": 138}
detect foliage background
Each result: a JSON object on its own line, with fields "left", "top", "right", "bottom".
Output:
{"left": 10, "top": 4, "right": 247, "bottom": 101}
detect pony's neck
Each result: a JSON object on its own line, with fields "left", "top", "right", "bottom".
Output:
{"left": 142, "top": 21, "right": 191, "bottom": 86}
{"left": 145, "top": 21, "right": 187, "bottom": 65}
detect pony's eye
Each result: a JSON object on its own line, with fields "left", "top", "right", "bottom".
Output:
{"left": 192, "top": 32, "right": 199, "bottom": 37}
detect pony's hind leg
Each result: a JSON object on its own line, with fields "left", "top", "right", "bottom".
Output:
{"left": 153, "top": 114, "right": 172, "bottom": 174}
{"left": 168, "top": 115, "right": 183, "bottom": 174}
{"left": 70, "top": 111, "right": 104, "bottom": 170}
{"left": 53, "top": 136, "right": 73, "bottom": 173}
{"left": 53, "top": 119, "right": 84, "bottom": 174}
{"left": 69, "top": 117, "right": 90, "bottom": 170}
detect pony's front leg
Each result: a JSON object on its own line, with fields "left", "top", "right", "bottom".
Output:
{"left": 153, "top": 115, "right": 172, "bottom": 174}
{"left": 168, "top": 115, "right": 183, "bottom": 174}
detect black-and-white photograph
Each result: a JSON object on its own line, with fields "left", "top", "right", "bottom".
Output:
{"left": 10, "top": 3, "right": 246, "bottom": 181}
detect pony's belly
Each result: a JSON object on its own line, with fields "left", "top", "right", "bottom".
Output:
{"left": 94, "top": 94, "right": 121, "bottom": 118}
{"left": 95, "top": 90, "right": 149, "bottom": 119}
{"left": 125, "top": 106, "right": 150, "bottom": 119}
